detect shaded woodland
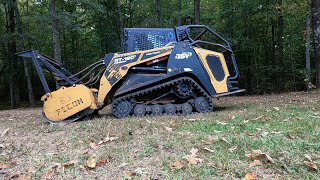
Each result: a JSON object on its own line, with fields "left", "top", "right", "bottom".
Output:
{"left": 0, "top": 0, "right": 319, "bottom": 108}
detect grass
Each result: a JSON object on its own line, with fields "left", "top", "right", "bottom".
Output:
{"left": 0, "top": 92, "right": 319, "bottom": 179}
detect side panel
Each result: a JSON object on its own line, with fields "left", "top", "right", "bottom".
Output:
{"left": 97, "top": 47, "right": 173, "bottom": 103}
{"left": 166, "top": 42, "right": 217, "bottom": 95}
{"left": 193, "top": 47, "right": 230, "bottom": 93}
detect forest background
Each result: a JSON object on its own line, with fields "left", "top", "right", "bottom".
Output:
{"left": 0, "top": 0, "right": 319, "bottom": 108}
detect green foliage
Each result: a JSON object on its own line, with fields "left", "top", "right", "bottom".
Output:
{"left": 0, "top": 0, "right": 316, "bottom": 104}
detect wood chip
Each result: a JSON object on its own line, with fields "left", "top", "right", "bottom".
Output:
{"left": 1, "top": 128, "right": 9, "bottom": 137}
{"left": 204, "top": 147, "right": 214, "bottom": 153}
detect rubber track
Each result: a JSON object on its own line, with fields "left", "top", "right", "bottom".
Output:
{"left": 112, "top": 77, "right": 214, "bottom": 118}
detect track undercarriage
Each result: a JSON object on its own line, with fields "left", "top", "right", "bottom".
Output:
{"left": 112, "top": 77, "right": 214, "bottom": 118}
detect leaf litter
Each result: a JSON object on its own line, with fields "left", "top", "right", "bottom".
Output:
{"left": 183, "top": 148, "right": 203, "bottom": 165}
{"left": 246, "top": 149, "right": 275, "bottom": 164}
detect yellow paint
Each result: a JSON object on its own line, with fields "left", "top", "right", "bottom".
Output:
{"left": 42, "top": 84, "right": 97, "bottom": 122}
{"left": 97, "top": 46, "right": 173, "bottom": 104}
{"left": 193, "top": 47, "right": 230, "bottom": 93}
{"left": 97, "top": 73, "right": 112, "bottom": 104}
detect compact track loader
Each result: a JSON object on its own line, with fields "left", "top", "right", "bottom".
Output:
{"left": 19, "top": 25, "right": 245, "bottom": 123}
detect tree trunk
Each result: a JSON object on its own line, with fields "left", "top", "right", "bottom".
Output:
{"left": 14, "top": 0, "right": 35, "bottom": 107}
{"left": 155, "top": 0, "right": 163, "bottom": 28}
{"left": 311, "top": 0, "right": 320, "bottom": 89}
{"left": 177, "top": 0, "right": 182, "bottom": 26}
{"left": 50, "top": 0, "right": 62, "bottom": 64}
{"left": 7, "top": 0, "right": 20, "bottom": 108}
{"left": 194, "top": 0, "right": 200, "bottom": 24}
{"left": 277, "top": 0, "right": 284, "bottom": 92}
{"left": 117, "top": 0, "right": 124, "bottom": 50}
{"left": 306, "top": 0, "right": 312, "bottom": 91}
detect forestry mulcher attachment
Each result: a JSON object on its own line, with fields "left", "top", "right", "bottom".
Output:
{"left": 19, "top": 25, "right": 244, "bottom": 123}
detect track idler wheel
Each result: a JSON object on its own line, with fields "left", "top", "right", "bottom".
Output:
{"left": 182, "top": 103, "right": 193, "bottom": 115}
{"left": 164, "top": 103, "right": 176, "bottom": 115}
{"left": 194, "top": 97, "right": 210, "bottom": 113}
{"left": 151, "top": 105, "right": 163, "bottom": 115}
{"left": 134, "top": 105, "right": 146, "bottom": 117}
{"left": 113, "top": 100, "right": 132, "bottom": 118}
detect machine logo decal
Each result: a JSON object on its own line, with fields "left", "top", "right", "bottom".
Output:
{"left": 114, "top": 55, "right": 137, "bottom": 64}
{"left": 184, "top": 68, "right": 193, "bottom": 72}
{"left": 146, "top": 51, "right": 161, "bottom": 56}
{"left": 56, "top": 98, "right": 84, "bottom": 116}
{"left": 175, "top": 52, "right": 192, "bottom": 59}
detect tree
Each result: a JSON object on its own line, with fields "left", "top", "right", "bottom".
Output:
{"left": 277, "top": 0, "right": 284, "bottom": 91}
{"left": 177, "top": 0, "right": 182, "bottom": 26}
{"left": 311, "top": 0, "right": 320, "bottom": 88}
{"left": 14, "top": 0, "right": 35, "bottom": 107}
{"left": 117, "top": 0, "right": 124, "bottom": 50}
{"left": 50, "top": 0, "right": 61, "bottom": 64}
{"left": 306, "top": 0, "right": 312, "bottom": 90}
{"left": 155, "top": 0, "right": 163, "bottom": 27}
{"left": 194, "top": 0, "right": 200, "bottom": 24}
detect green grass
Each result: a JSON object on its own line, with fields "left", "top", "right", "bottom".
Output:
{"left": 0, "top": 92, "right": 319, "bottom": 179}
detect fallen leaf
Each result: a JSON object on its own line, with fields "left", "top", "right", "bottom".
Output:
{"left": 273, "top": 107, "right": 280, "bottom": 111}
{"left": 287, "top": 134, "right": 296, "bottom": 139}
{"left": 250, "top": 160, "right": 262, "bottom": 167}
{"left": 304, "top": 161, "right": 318, "bottom": 170}
{"left": 98, "top": 134, "right": 119, "bottom": 145}
{"left": 229, "top": 146, "right": 237, "bottom": 152}
{"left": 217, "top": 121, "right": 228, "bottom": 125}
{"left": 204, "top": 147, "right": 214, "bottom": 153}
{"left": 0, "top": 163, "right": 9, "bottom": 170}
{"left": 244, "top": 172, "right": 256, "bottom": 180}
{"left": 283, "top": 118, "right": 290, "bottom": 122}
{"left": 261, "top": 131, "right": 269, "bottom": 137}
{"left": 246, "top": 150, "right": 275, "bottom": 164}
{"left": 190, "top": 148, "right": 198, "bottom": 155}
{"left": 165, "top": 126, "right": 173, "bottom": 132}
{"left": 41, "top": 170, "right": 55, "bottom": 180}
{"left": 1, "top": 128, "right": 9, "bottom": 137}
{"left": 253, "top": 115, "right": 264, "bottom": 120}
{"left": 134, "top": 167, "right": 147, "bottom": 175}
{"left": 86, "top": 154, "right": 96, "bottom": 169}
{"left": 80, "top": 149, "right": 89, "bottom": 155}
{"left": 17, "top": 174, "right": 32, "bottom": 180}
{"left": 125, "top": 171, "right": 137, "bottom": 179}
{"left": 304, "top": 154, "right": 313, "bottom": 162}
{"left": 183, "top": 148, "right": 203, "bottom": 165}
{"left": 97, "top": 159, "right": 108, "bottom": 167}
{"left": 89, "top": 141, "right": 98, "bottom": 149}
{"left": 63, "top": 160, "right": 76, "bottom": 167}
{"left": 221, "top": 138, "right": 231, "bottom": 144}
{"left": 170, "top": 161, "right": 184, "bottom": 171}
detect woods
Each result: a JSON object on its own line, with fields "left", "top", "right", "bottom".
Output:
{"left": 0, "top": 0, "right": 319, "bottom": 108}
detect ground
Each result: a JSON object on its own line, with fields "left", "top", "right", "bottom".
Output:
{"left": 0, "top": 92, "right": 319, "bottom": 180}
